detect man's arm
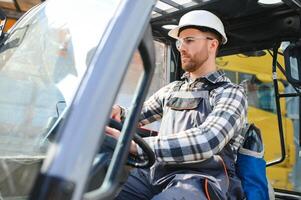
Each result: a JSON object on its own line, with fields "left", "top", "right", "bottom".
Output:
{"left": 118, "top": 82, "right": 176, "bottom": 125}
{"left": 136, "top": 84, "right": 247, "bottom": 163}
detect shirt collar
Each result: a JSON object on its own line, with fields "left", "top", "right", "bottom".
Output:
{"left": 181, "top": 70, "right": 226, "bottom": 84}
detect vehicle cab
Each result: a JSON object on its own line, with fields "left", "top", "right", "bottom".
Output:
{"left": 0, "top": 0, "right": 301, "bottom": 199}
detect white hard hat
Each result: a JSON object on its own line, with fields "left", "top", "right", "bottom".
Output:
{"left": 168, "top": 10, "right": 227, "bottom": 44}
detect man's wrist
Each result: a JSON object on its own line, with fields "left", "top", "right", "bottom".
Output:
{"left": 119, "top": 106, "right": 126, "bottom": 121}
{"left": 130, "top": 141, "right": 138, "bottom": 155}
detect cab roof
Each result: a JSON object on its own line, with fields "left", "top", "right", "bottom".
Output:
{"left": 1, "top": 0, "right": 300, "bottom": 56}
{"left": 151, "top": 0, "right": 301, "bottom": 56}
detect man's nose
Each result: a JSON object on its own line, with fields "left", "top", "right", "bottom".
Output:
{"left": 179, "top": 45, "right": 187, "bottom": 54}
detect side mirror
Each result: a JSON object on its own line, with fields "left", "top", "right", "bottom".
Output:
{"left": 0, "top": 9, "right": 7, "bottom": 39}
{"left": 284, "top": 42, "right": 301, "bottom": 87}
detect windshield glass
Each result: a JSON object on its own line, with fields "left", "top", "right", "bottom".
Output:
{"left": 0, "top": 0, "right": 120, "bottom": 198}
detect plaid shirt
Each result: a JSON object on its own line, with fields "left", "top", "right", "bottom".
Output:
{"left": 124, "top": 70, "right": 247, "bottom": 164}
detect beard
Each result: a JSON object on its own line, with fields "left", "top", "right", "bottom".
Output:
{"left": 181, "top": 56, "right": 198, "bottom": 72}
{"left": 181, "top": 51, "right": 208, "bottom": 72}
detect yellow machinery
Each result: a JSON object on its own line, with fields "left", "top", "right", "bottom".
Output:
{"left": 0, "top": 0, "right": 40, "bottom": 32}
{"left": 3, "top": 18, "right": 16, "bottom": 32}
{"left": 217, "top": 52, "right": 296, "bottom": 189}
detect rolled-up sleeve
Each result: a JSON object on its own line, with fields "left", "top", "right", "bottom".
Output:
{"left": 137, "top": 84, "right": 247, "bottom": 164}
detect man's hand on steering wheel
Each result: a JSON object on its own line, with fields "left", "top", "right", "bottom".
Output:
{"left": 111, "top": 105, "right": 122, "bottom": 122}
{"left": 107, "top": 105, "right": 156, "bottom": 168}
{"left": 108, "top": 104, "right": 138, "bottom": 155}
{"left": 105, "top": 126, "right": 138, "bottom": 155}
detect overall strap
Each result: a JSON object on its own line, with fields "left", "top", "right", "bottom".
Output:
{"left": 201, "top": 81, "right": 230, "bottom": 114}
{"left": 172, "top": 80, "right": 229, "bottom": 92}
{"left": 203, "top": 81, "right": 229, "bottom": 92}
{"left": 172, "top": 81, "right": 185, "bottom": 91}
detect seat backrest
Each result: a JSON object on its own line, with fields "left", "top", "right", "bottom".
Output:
{"left": 237, "top": 123, "right": 269, "bottom": 200}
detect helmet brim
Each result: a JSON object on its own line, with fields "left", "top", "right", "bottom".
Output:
{"left": 168, "top": 24, "right": 227, "bottom": 44}
{"left": 168, "top": 25, "right": 187, "bottom": 39}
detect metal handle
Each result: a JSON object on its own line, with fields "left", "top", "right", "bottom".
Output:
{"left": 267, "top": 45, "right": 286, "bottom": 167}
{"left": 0, "top": 9, "right": 7, "bottom": 39}
{"left": 84, "top": 24, "right": 156, "bottom": 200}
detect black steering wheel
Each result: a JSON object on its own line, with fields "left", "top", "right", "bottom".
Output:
{"left": 45, "top": 117, "right": 155, "bottom": 168}
{"left": 104, "top": 119, "right": 155, "bottom": 168}
{"left": 87, "top": 119, "right": 156, "bottom": 191}
{"left": 44, "top": 117, "right": 156, "bottom": 192}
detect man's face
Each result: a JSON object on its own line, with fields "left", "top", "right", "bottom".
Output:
{"left": 177, "top": 28, "right": 213, "bottom": 72}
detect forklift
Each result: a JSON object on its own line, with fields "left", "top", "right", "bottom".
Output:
{"left": 0, "top": 0, "right": 301, "bottom": 199}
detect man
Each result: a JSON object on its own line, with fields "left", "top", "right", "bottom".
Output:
{"left": 107, "top": 10, "right": 247, "bottom": 199}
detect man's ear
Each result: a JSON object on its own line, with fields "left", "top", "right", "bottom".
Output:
{"left": 208, "top": 39, "right": 219, "bottom": 54}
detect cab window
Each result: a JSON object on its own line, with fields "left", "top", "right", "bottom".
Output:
{"left": 224, "top": 70, "right": 276, "bottom": 113}
{"left": 115, "top": 41, "right": 167, "bottom": 130}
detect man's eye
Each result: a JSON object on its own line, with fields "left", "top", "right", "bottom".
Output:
{"left": 184, "top": 38, "right": 194, "bottom": 43}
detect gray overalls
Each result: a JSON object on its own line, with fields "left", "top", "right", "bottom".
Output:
{"left": 116, "top": 80, "right": 245, "bottom": 200}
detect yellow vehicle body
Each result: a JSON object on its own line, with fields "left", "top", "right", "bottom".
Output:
{"left": 217, "top": 52, "right": 295, "bottom": 190}
{"left": 3, "top": 18, "right": 16, "bottom": 32}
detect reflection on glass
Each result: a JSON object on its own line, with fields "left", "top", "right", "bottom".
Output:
{"left": 0, "top": 0, "right": 121, "bottom": 198}
{"left": 290, "top": 57, "right": 299, "bottom": 80}
{"left": 116, "top": 41, "right": 167, "bottom": 131}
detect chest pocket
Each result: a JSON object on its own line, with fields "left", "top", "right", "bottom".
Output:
{"left": 166, "top": 90, "right": 209, "bottom": 111}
